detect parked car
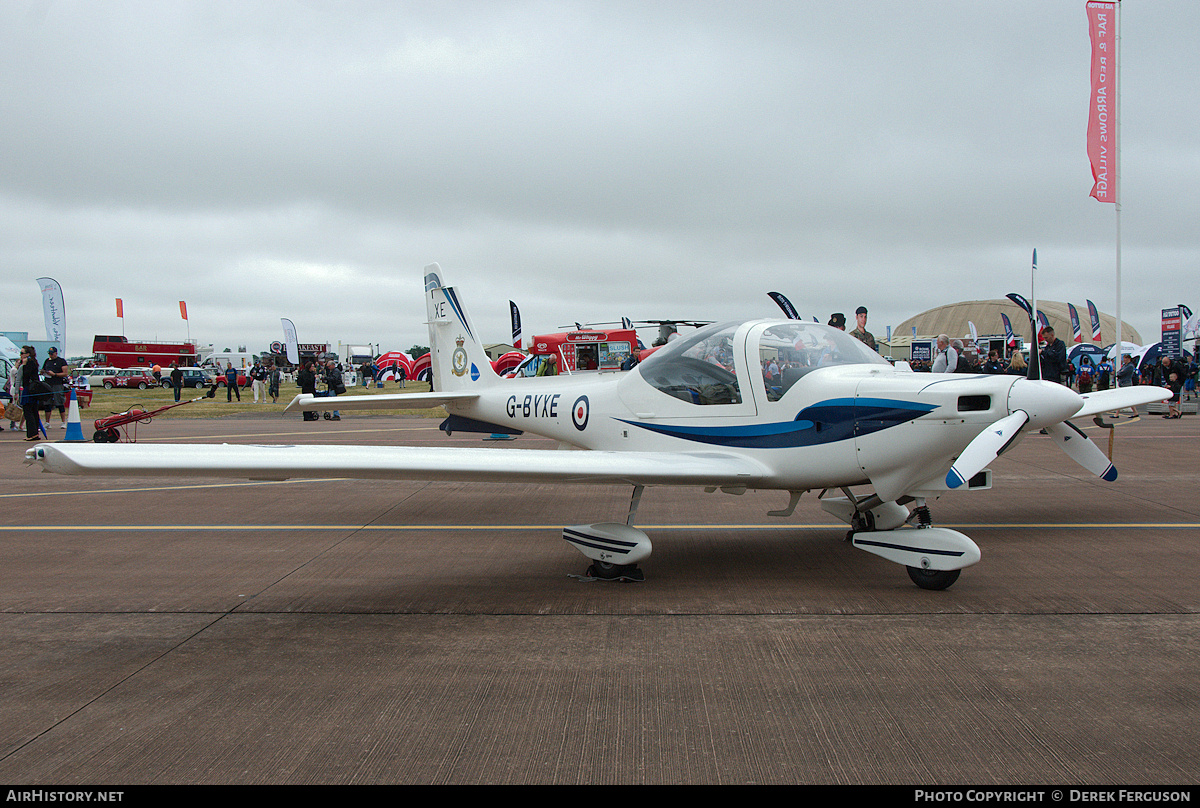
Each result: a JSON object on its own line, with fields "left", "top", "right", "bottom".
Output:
{"left": 74, "top": 367, "right": 119, "bottom": 386}
{"left": 101, "top": 369, "right": 157, "bottom": 389}
{"left": 211, "top": 369, "right": 250, "bottom": 388}
{"left": 158, "top": 368, "right": 213, "bottom": 389}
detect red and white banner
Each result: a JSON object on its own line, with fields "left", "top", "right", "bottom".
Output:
{"left": 1087, "top": 1, "right": 1117, "bottom": 203}
{"left": 1087, "top": 299, "right": 1103, "bottom": 342}
{"left": 179, "top": 301, "right": 188, "bottom": 321}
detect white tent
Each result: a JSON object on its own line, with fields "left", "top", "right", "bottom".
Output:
{"left": 0, "top": 335, "right": 20, "bottom": 361}
{"left": 1105, "top": 341, "right": 1144, "bottom": 361}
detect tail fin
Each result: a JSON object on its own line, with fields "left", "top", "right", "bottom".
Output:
{"left": 424, "top": 264, "right": 500, "bottom": 392}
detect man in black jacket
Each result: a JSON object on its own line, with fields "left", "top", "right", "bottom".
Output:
{"left": 320, "top": 360, "right": 344, "bottom": 421}
{"left": 296, "top": 361, "right": 318, "bottom": 421}
{"left": 41, "top": 346, "right": 70, "bottom": 429}
{"left": 1039, "top": 327, "right": 1069, "bottom": 384}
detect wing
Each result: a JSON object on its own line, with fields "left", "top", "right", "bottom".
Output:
{"left": 25, "top": 443, "right": 768, "bottom": 488}
{"left": 283, "top": 392, "right": 477, "bottom": 412}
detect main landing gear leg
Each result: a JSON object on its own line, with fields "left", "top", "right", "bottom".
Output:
{"left": 836, "top": 487, "right": 886, "bottom": 542}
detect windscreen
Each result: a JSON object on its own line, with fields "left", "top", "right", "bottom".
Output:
{"left": 637, "top": 322, "right": 742, "bottom": 405}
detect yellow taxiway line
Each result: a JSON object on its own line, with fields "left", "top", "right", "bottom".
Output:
{"left": 0, "top": 523, "right": 1197, "bottom": 532}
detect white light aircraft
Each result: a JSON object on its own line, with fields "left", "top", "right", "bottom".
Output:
{"left": 26, "top": 265, "right": 1170, "bottom": 590}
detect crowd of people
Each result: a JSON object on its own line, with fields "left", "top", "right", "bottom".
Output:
{"left": 345, "top": 358, "right": 412, "bottom": 388}
{"left": 189, "top": 358, "right": 285, "bottom": 404}
{"left": 3, "top": 351, "right": 366, "bottom": 440}
{"left": 4, "top": 344, "right": 71, "bottom": 441}
{"left": 294, "top": 358, "right": 346, "bottom": 421}
{"left": 911, "top": 327, "right": 1197, "bottom": 418}
{"left": 6, "top": 320, "right": 1195, "bottom": 435}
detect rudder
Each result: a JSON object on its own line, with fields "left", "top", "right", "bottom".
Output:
{"left": 424, "top": 264, "right": 499, "bottom": 392}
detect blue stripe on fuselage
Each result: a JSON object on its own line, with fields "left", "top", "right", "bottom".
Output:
{"left": 617, "top": 418, "right": 817, "bottom": 449}
{"left": 619, "top": 398, "right": 938, "bottom": 449}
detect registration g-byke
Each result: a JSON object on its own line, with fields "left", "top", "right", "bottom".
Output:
{"left": 506, "top": 393, "right": 561, "bottom": 419}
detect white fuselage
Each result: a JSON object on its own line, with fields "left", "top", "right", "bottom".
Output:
{"left": 444, "top": 317, "right": 1071, "bottom": 502}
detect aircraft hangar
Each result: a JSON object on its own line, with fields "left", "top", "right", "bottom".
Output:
{"left": 892, "top": 299, "right": 1143, "bottom": 347}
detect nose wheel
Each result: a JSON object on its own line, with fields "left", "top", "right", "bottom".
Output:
{"left": 906, "top": 566, "right": 961, "bottom": 591}
{"left": 903, "top": 504, "right": 960, "bottom": 589}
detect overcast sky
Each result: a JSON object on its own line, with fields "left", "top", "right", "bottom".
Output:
{"left": 2, "top": 0, "right": 1197, "bottom": 358}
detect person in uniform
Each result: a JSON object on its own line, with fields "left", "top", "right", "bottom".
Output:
{"left": 849, "top": 306, "right": 877, "bottom": 351}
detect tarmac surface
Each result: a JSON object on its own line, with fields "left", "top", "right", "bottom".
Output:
{"left": 0, "top": 408, "right": 1196, "bottom": 785}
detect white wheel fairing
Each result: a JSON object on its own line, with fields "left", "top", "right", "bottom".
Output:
{"left": 851, "top": 527, "right": 981, "bottom": 571}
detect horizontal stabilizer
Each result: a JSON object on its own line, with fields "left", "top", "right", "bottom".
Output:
{"left": 283, "top": 392, "right": 477, "bottom": 413}
{"left": 26, "top": 443, "right": 766, "bottom": 488}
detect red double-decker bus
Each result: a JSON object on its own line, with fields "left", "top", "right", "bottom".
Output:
{"left": 91, "top": 335, "right": 199, "bottom": 369}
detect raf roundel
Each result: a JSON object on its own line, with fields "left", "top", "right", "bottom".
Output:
{"left": 571, "top": 395, "right": 589, "bottom": 431}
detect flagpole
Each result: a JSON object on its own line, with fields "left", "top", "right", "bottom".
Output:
{"left": 1031, "top": 248, "right": 1038, "bottom": 376}
{"left": 1113, "top": 0, "right": 1123, "bottom": 385}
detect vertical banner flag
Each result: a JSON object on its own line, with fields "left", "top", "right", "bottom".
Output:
{"left": 1087, "top": 1, "right": 1117, "bottom": 203}
{"left": 115, "top": 298, "right": 123, "bottom": 318}
{"left": 1086, "top": 300, "right": 1102, "bottom": 342}
{"left": 1007, "top": 293, "right": 1033, "bottom": 320}
{"left": 35, "top": 277, "right": 66, "bottom": 347}
{"left": 1001, "top": 313, "right": 1016, "bottom": 347}
{"left": 179, "top": 301, "right": 188, "bottom": 320}
{"left": 768, "top": 292, "right": 799, "bottom": 320}
{"left": 1006, "top": 293, "right": 1041, "bottom": 380}
{"left": 281, "top": 318, "right": 299, "bottom": 365}
{"left": 1179, "top": 305, "right": 1198, "bottom": 342}
{"left": 1068, "top": 304, "right": 1082, "bottom": 343}
{"left": 509, "top": 301, "right": 522, "bottom": 350}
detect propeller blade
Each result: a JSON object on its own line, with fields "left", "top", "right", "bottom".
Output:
{"left": 1074, "top": 385, "right": 1171, "bottom": 419}
{"left": 1045, "top": 421, "right": 1117, "bottom": 481}
{"left": 946, "top": 411, "right": 1029, "bottom": 489}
